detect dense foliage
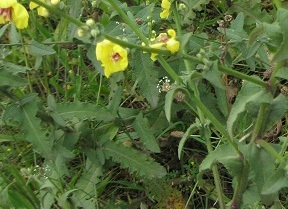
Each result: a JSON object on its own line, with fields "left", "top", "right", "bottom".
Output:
{"left": 0, "top": 0, "right": 288, "bottom": 208}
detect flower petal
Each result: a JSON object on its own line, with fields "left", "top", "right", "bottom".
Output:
{"left": 12, "top": 3, "right": 29, "bottom": 29}
{"left": 167, "top": 29, "right": 176, "bottom": 39}
{"left": 166, "top": 39, "right": 180, "bottom": 53}
{"left": 0, "top": 0, "right": 17, "bottom": 8}
{"left": 96, "top": 39, "right": 128, "bottom": 78}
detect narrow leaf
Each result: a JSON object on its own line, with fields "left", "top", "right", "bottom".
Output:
{"left": 57, "top": 102, "right": 115, "bottom": 122}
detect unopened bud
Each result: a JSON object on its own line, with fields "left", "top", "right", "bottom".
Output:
{"left": 77, "top": 28, "right": 84, "bottom": 37}
{"left": 86, "top": 18, "right": 95, "bottom": 27}
{"left": 91, "top": 29, "right": 100, "bottom": 37}
{"left": 178, "top": 3, "right": 186, "bottom": 10}
{"left": 51, "top": 0, "right": 60, "bottom": 5}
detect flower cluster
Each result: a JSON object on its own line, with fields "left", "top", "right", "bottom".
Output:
{"left": 149, "top": 29, "right": 180, "bottom": 61}
{"left": 160, "top": 0, "right": 171, "bottom": 19}
{"left": 0, "top": 0, "right": 29, "bottom": 29}
{"left": 96, "top": 40, "right": 128, "bottom": 78}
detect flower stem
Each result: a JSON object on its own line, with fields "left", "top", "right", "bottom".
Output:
{"left": 104, "top": 34, "right": 170, "bottom": 55}
{"left": 106, "top": 0, "right": 148, "bottom": 45}
{"left": 183, "top": 54, "right": 267, "bottom": 88}
{"left": 157, "top": 56, "right": 181, "bottom": 84}
{"left": 188, "top": 92, "right": 241, "bottom": 155}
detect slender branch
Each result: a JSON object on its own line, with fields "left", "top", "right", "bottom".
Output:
{"left": 183, "top": 54, "right": 267, "bottom": 88}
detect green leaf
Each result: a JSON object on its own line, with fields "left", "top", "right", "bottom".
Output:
{"left": 0, "top": 69, "right": 27, "bottom": 87}
{"left": 261, "top": 164, "right": 288, "bottom": 195}
{"left": 227, "top": 80, "right": 273, "bottom": 137}
{"left": 133, "top": 51, "right": 159, "bottom": 108}
{"left": 10, "top": 23, "right": 20, "bottom": 44}
{"left": 0, "top": 24, "right": 9, "bottom": 39}
{"left": 28, "top": 40, "right": 56, "bottom": 56}
{"left": 202, "top": 60, "right": 224, "bottom": 89}
{"left": 263, "top": 94, "right": 288, "bottom": 133}
{"left": 164, "top": 87, "right": 182, "bottom": 122}
{"left": 178, "top": 123, "right": 198, "bottom": 159}
{"left": 101, "top": 140, "right": 167, "bottom": 179}
{"left": 183, "top": 0, "right": 210, "bottom": 11}
{"left": 3, "top": 62, "right": 30, "bottom": 74}
{"left": 275, "top": 67, "right": 288, "bottom": 79}
{"left": 272, "top": 8, "right": 288, "bottom": 62}
{"left": 198, "top": 143, "right": 243, "bottom": 180}
{"left": 57, "top": 102, "right": 115, "bottom": 122}
{"left": 132, "top": 112, "right": 160, "bottom": 153}
{"left": 8, "top": 189, "right": 37, "bottom": 209}
{"left": 73, "top": 162, "right": 102, "bottom": 208}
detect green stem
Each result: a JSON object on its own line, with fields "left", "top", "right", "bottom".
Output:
{"left": 157, "top": 56, "right": 181, "bottom": 83}
{"left": 231, "top": 158, "right": 249, "bottom": 209}
{"left": 257, "top": 140, "right": 284, "bottom": 162}
{"left": 19, "top": 30, "right": 33, "bottom": 92}
{"left": 31, "top": 0, "right": 84, "bottom": 27}
{"left": 218, "top": 65, "right": 267, "bottom": 88}
{"left": 206, "top": 137, "right": 227, "bottom": 209}
{"left": 251, "top": 103, "right": 269, "bottom": 142}
{"left": 183, "top": 54, "right": 267, "bottom": 88}
{"left": 188, "top": 92, "right": 241, "bottom": 155}
{"left": 106, "top": 0, "right": 148, "bottom": 45}
{"left": 269, "top": 61, "right": 284, "bottom": 88}
{"left": 104, "top": 34, "right": 170, "bottom": 55}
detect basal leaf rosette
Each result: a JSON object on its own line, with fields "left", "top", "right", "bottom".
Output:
{"left": 0, "top": 0, "right": 29, "bottom": 29}
{"left": 96, "top": 39, "right": 128, "bottom": 78}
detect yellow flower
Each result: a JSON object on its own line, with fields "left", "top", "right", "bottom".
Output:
{"left": 0, "top": 0, "right": 29, "bottom": 29}
{"left": 160, "top": 0, "right": 171, "bottom": 19}
{"left": 29, "top": 1, "right": 49, "bottom": 17}
{"left": 166, "top": 29, "right": 180, "bottom": 53}
{"left": 148, "top": 29, "right": 180, "bottom": 61}
{"left": 150, "top": 42, "right": 164, "bottom": 61}
{"left": 96, "top": 39, "right": 128, "bottom": 78}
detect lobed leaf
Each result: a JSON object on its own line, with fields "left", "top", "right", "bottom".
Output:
{"left": 101, "top": 140, "right": 167, "bottom": 179}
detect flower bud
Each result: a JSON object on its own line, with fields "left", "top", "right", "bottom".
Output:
{"left": 51, "top": 0, "right": 60, "bottom": 5}
{"left": 91, "top": 28, "right": 100, "bottom": 37}
{"left": 77, "top": 28, "right": 84, "bottom": 37}
{"left": 86, "top": 18, "right": 95, "bottom": 27}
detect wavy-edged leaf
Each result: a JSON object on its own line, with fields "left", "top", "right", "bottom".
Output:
{"left": 132, "top": 112, "right": 160, "bottom": 153}
{"left": 133, "top": 51, "right": 159, "bottom": 108}
{"left": 3, "top": 94, "right": 53, "bottom": 159}
{"left": 57, "top": 102, "right": 115, "bottom": 122}
{"left": 101, "top": 140, "right": 166, "bottom": 179}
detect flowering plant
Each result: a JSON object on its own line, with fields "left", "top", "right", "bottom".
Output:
{"left": 0, "top": 0, "right": 287, "bottom": 209}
